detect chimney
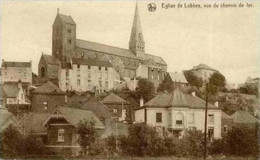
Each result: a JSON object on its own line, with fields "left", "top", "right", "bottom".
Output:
{"left": 140, "top": 97, "right": 144, "bottom": 107}
{"left": 191, "top": 91, "right": 196, "bottom": 97}
{"left": 214, "top": 101, "right": 219, "bottom": 107}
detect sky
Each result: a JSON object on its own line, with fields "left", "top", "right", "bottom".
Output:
{"left": 1, "top": 1, "right": 260, "bottom": 85}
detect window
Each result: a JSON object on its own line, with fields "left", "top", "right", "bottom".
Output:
{"left": 24, "top": 70, "right": 27, "bottom": 76}
{"left": 98, "top": 72, "right": 102, "bottom": 80}
{"left": 105, "top": 67, "right": 108, "bottom": 71}
{"left": 77, "top": 79, "right": 80, "bottom": 86}
{"left": 208, "top": 114, "right": 214, "bottom": 124}
{"left": 88, "top": 66, "right": 91, "bottom": 69}
{"left": 176, "top": 112, "right": 184, "bottom": 125}
{"left": 67, "top": 39, "right": 71, "bottom": 44}
{"left": 156, "top": 113, "right": 162, "bottom": 123}
{"left": 57, "top": 129, "right": 65, "bottom": 142}
{"left": 158, "top": 75, "right": 160, "bottom": 80}
{"left": 18, "top": 69, "right": 22, "bottom": 76}
{"left": 88, "top": 80, "right": 91, "bottom": 86}
{"left": 88, "top": 71, "right": 91, "bottom": 79}
{"left": 99, "top": 81, "right": 102, "bottom": 87}
{"left": 188, "top": 113, "right": 194, "bottom": 124}
{"left": 99, "top": 67, "right": 102, "bottom": 70}
{"left": 105, "top": 81, "right": 108, "bottom": 89}
{"left": 105, "top": 72, "right": 108, "bottom": 80}
{"left": 223, "top": 125, "right": 228, "bottom": 133}
{"left": 43, "top": 102, "right": 48, "bottom": 110}
{"left": 208, "top": 127, "right": 214, "bottom": 139}
{"left": 77, "top": 64, "right": 80, "bottom": 69}
{"left": 68, "top": 28, "right": 71, "bottom": 33}
{"left": 113, "top": 109, "right": 118, "bottom": 113}
{"left": 151, "top": 75, "right": 154, "bottom": 79}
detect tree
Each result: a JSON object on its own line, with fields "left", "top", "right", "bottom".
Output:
{"left": 183, "top": 71, "right": 203, "bottom": 87}
{"left": 1, "top": 125, "right": 46, "bottom": 158}
{"left": 77, "top": 120, "right": 99, "bottom": 156}
{"left": 157, "top": 74, "right": 174, "bottom": 92}
{"left": 135, "top": 78, "right": 155, "bottom": 102}
{"left": 238, "top": 84, "right": 258, "bottom": 96}
{"left": 208, "top": 72, "right": 226, "bottom": 95}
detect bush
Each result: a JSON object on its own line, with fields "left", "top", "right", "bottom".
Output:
{"left": 0, "top": 125, "right": 46, "bottom": 158}
{"left": 209, "top": 124, "right": 258, "bottom": 157}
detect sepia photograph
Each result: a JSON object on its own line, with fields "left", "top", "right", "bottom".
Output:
{"left": 0, "top": 0, "right": 259, "bottom": 159}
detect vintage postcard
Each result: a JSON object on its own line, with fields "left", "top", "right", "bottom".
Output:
{"left": 0, "top": 0, "right": 259, "bottom": 159}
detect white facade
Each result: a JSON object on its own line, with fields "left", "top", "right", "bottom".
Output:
{"left": 59, "top": 64, "right": 120, "bottom": 92}
{"left": 135, "top": 106, "right": 221, "bottom": 138}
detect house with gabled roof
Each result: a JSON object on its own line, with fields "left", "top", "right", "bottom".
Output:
{"left": 31, "top": 81, "right": 66, "bottom": 113}
{"left": 0, "top": 105, "right": 21, "bottom": 133}
{"left": 231, "top": 111, "right": 259, "bottom": 128}
{"left": 19, "top": 106, "right": 105, "bottom": 157}
{"left": 189, "top": 63, "right": 218, "bottom": 83}
{"left": 135, "top": 88, "right": 221, "bottom": 139}
{"left": 101, "top": 92, "right": 134, "bottom": 123}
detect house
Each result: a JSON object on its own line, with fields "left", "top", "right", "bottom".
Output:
{"left": 1, "top": 60, "right": 32, "bottom": 85}
{"left": 80, "top": 97, "right": 111, "bottom": 126}
{"left": 0, "top": 105, "right": 21, "bottom": 133}
{"left": 231, "top": 111, "right": 259, "bottom": 129}
{"left": 101, "top": 92, "right": 134, "bottom": 123}
{"left": 31, "top": 81, "right": 67, "bottom": 113}
{"left": 1, "top": 81, "right": 31, "bottom": 109}
{"left": 162, "top": 72, "right": 189, "bottom": 91}
{"left": 19, "top": 107, "right": 105, "bottom": 157}
{"left": 39, "top": 4, "right": 167, "bottom": 92}
{"left": 135, "top": 88, "right": 221, "bottom": 139}
{"left": 189, "top": 64, "right": 217, "bottom": 83}
{"left": 221, "top": 111, "right": 233, "bottom": 136}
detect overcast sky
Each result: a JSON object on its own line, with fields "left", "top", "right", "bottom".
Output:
{"left": 1, "top": 1, "right": 259, "bottom": 85}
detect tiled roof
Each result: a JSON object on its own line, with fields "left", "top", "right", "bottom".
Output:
{"left": 58, "top": 14, "right": 75, "bottom": 24}
{"left": 221, "top": 111, "right": 232, "bottom": 119}
{"left": 76, "top": 39, "right": 166, "bottom": 65}
{"left": 2, "top": 61, "right": 31, "bottom": 68}
{"left": 0, "top": 106, "right": 20, "bottom": 132}
{"left": 101, "top": 93, "right": 129, "bottom": 105}
{"left": 19, "top": 112, "right": 51, "bottom": 134}
{"left": 42, "top": 54, "right": 61, "bottom": 65}
{"left": 168, "top": 72, "right": 188, "bottom": 84}
{"left": 32, "top": 81, "right": 65, "bottom": 95}
{"left": 2, "top": 84, "right": 20, "bottom": 98}
{"left": 141, "top": 89, "right": 217, "bottom": 110}
{"left": 55, "top": 107, "right": 105, "bottom": 129}
{"left": 72, "top": 58, "right": 113, "bottom": 67}
{"left": 191, "top": 63, "right": 217, "bottom": 71}
{"left": 81, "top": 97, "right": 111, "bottom": 119}
{"left": 231, "top": 111, "right": 259, "bottom": 124}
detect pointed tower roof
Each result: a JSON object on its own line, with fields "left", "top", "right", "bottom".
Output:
{"left": 130, "top": 3, "right": 144, "bottom": 43}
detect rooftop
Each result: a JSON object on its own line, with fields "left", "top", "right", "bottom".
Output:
{"left": 2, "top": 60, "right": 31, "bottom": 68}
{"left": 191, "top": 63, "right": 217, "bottom": 71}
{"left": 101, "top": 93, "right": 129, "bottom": 105}
{"left": 32, "top": 81, "right": 66, "bottom": 95}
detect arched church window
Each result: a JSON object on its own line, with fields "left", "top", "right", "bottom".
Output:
{"left": 138, "top": 33, "right": 142, "bottom": 40}
{"left": 41, "top": 67, "right": 45, "bottom": 77}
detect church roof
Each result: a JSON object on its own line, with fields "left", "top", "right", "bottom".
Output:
{"left": 168, "top": 72, "right": 188, "bottom": 84}
{"left": 41, "top": 54, "right": 61, "bottom": 65}
{"left": 191, "top": 63, "right": 217, "bottom": 71}
{"left": 129, "top": 3, "right": 144, "bottom": 43}
{"left": 58, "top": 14, "right": 75, "bottom": 25}
{"left": 2, "top": 61, "right": 31, "bottom": 68}
{"left": 140, "top": 89, "right": 218, "bottom": 110}
{"left": 72, "top": 58, "right": 113, "bottom": 67}
{"left": 231, "top": 111, "right": 259, "bottom": 124}
{"left": 32, "top": 81, "right": 65, "bottom": 95}
{"left": 76, "top": 39, "right": 166, "bottom": 65}
{"left": 101, "top": 93, "right": 129, "bottom": 105}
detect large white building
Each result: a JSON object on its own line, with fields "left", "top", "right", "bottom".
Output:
{"left": 135, "top": 89, "right": 222, "bottom": 139}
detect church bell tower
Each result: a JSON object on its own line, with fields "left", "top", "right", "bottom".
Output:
{"left": 129, "top": 3, "right": 145, "bottom": 57}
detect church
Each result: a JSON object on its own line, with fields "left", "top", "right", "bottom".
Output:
{"left": 38, "top": 4, "right": 167, "bottom": 92}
